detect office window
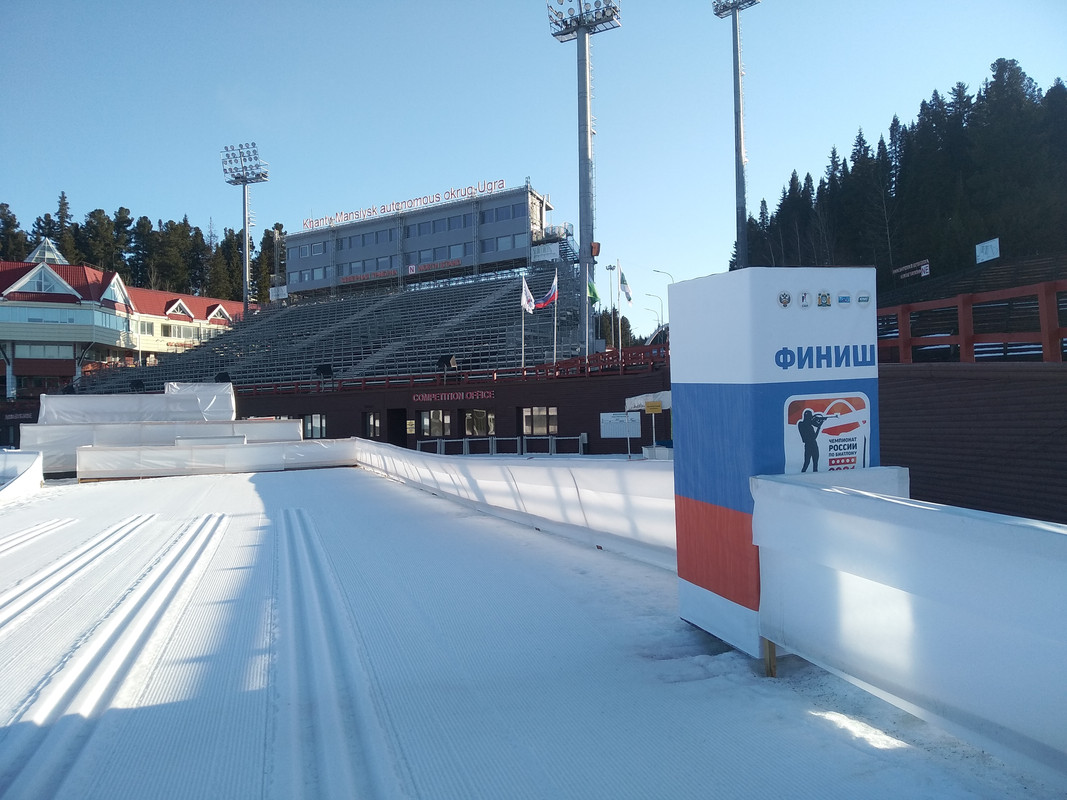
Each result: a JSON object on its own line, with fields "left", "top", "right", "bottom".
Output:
{"left": 464, "top": 242, "right": 474, "bottom": 257}
{"left": 299, "top": 245, "right": 309, "bottom": 258}
{"left": 418, "top": 221, "right": 431, "bottom": 236}
{"left": 495, "top": 205, "right": 511, "bottom": 222}
{"left": 404, "top": 225, "right": 415, "bottom": 238}
{"left": 449, "top": 243, "right": 465, "bottom": 259}
{"left": 419, "top": 410, "right": 451, "bottom": 437}
{"left": 311, "top": 242, "right": 325, "bottom": 255}
{"left": 512, "top": 202, "right": 527, "bottom": 218}
{"left": 362, "top": 233, "right": 375, "bottom": 247}
{"left": 139, "top": 321, "right": 154, "bottom": 335}
{"left": 496, "top": 235, "right": 512, "bottom": 252}
{"left": 480, "top": 238, "right": 496, "bottom": 254}
{"left": 335, "top": 238, "right": 344, "bottom": 251}
{"left": 377, "top": 256, "right": 391, "bottom": 270}
{"left": 448, "top": 214, "right": 464, "bottom": 230}
{"left": 522, "top": 406, "right": 558, "bottom": 436}
{"left": 376, "top": 229, "right": 393, "bottom": 244}
{"left": 479, "top": 210, "right": 493, "bottom": 224}
{"left": 364, "top": 412, "right": 380, "bottom": 438}
{"left": 433, "top": 218, "right": 446, "bottom": 234}
{"left": 419, "top": 249, "right": 433, "bottom": 264}
{"left": 433, "top": 246, "right": 448, "bottom": 261}
{"left": 463, "top": 213, "right": 473, "bottom": 227}
{"left": 313, "top": 267, "right": 324, "bottom": 280}
{"left": 465, "top": 410, "right": 495, "bottom": 437}
{"left": 514, "top": 232, "right": 529, "bottom": 249}
{"left": 302, "top": 269, "right": 312, "bottom": 281}
{"left": 303, "top": 413, "right": 326, "bottom": 439}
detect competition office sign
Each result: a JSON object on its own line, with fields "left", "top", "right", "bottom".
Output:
{"left": 303, "top": 178, "right": 508, "bottom": 230}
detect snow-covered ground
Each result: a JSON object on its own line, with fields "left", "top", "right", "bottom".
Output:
{"left": 0, "top": 467, "right": 1062, "bottom": 799}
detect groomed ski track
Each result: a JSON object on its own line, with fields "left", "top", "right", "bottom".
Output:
{"left": 0, "top": 468, "right": 1059, "bottom": 799}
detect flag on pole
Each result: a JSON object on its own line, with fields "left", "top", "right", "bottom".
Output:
{"left": 587, "top": 280, "right": 600, "bottom": 305}
{"left": 620, "top": 270, "right": 633, "bottom": 306}
{"left": 521, "top": 277, "right": 535, "bottom": 314}
{"left": 535, "top": 272, "right": 558, "bottom": 309}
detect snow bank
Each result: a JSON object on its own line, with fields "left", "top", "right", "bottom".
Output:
{"left": 752, "top": 470, "right": 1067, "bottom": 777}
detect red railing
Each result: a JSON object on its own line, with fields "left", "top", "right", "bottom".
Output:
{"left": 234, "top": 344, "right": 669, "bottom": 397}
{"left": 878, "top": 279, "right": 1067, "bottom": 363}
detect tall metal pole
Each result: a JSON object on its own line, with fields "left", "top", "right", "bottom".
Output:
{"left": 242, "top": 184, "right": 251, "bottom": 319}
{"left": 577, "top": 24, "right": 594, "bottom": 360}
{"left": 729, "top": 6, "right": 749, "bottom": 269}
{"left": 548, "top": 0, "right": 620, "bottom": 360}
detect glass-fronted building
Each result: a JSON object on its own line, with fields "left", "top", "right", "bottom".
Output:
{"left": 284, "top": 181, "right": 573, "bottom": 293}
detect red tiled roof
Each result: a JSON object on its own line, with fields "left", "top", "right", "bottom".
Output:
{"left": 0, "top": 260, "right": 245, "bottom": 322}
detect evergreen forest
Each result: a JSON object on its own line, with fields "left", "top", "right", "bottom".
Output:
{"left": 742, "top": 59, "right": 1067, "bottom": 288}
{"left": 1, "top": 59, "right": 1064, "bottom": 301}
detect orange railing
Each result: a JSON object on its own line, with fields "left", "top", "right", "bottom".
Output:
{"left": 878, "top": 280, "right": 1067, "bottom": 363}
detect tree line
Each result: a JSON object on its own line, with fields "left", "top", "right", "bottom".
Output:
{"left": 0, "top": 193, "right": 284, "bottom": 303}
{"left": 740, "top": 58, "right": 1066, "bottom": 287}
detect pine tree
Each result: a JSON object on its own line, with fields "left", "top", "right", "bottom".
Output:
{"left": 0, "top": 204, "right": 29, "bottom": 261}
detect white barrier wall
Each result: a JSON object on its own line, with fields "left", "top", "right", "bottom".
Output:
{"left": 21, "top": 419, "right": 303, "bottom": 474}
{"left": 77, "top": 438, "right": 361, "bottom": 480}
{"left": 0, "top": 450, "right": 44, "bottom": 506}
{"left": 36, "top": 383, "right": 236, "bottom": 425}
{"left": 752, "top": 471, "right": 1067, "bottom": 775}
{"left": 352, "top": 440, "right": 676, "bottom": 565}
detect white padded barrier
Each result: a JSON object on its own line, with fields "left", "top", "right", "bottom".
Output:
{"left": 0, "top": 450, "right": 44, "bottom": 506}
{"left": 22, "top": 419, "right": 303, "bottom": 474}
{"left": 76, "top": 438, "right": 360, "bottom": 480}
{"left": 752, "top": 468, "right": 1067, "bottom": 777}
{"left": 352, "top": 439, "right": 676, "bottom": 567}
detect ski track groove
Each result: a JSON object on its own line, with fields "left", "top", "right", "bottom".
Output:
{"left": 0, "top": 513, "right": 227, "bottom": 800}
{"left": 274, "top": 507, "right": 410, "bottom": 800}
{"left": 0, "top": 515, "right": 157, "bottom": 632}
{"left": 0, "top": 518, "right": 77, "bottom": 558}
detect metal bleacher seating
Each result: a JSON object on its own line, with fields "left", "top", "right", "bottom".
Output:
{"left": 81, "top": 267, "right": 580, "bottom": 394}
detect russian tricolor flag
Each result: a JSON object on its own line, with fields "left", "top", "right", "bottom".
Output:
{"left": 535, "top": 272, "right": 558, "bottom": 309}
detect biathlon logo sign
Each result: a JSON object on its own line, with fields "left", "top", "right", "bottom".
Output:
{"left": 784, "top": 393, "right": 871, "bottom": 473}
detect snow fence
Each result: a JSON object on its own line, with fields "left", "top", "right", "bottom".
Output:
{"left": 352, "top": 439, "right": 676, "bottom": 567}
{"left": 0, "top": 449, "right": 44, "bottom": 506}
{"left": 752, "top": 469, "right": 1067, "bottom": 778}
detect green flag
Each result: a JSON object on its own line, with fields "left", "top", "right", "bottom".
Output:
{"left": 587, "top": 280, "right": 600, "bottom": 305}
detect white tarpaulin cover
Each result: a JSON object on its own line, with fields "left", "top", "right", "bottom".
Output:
{"left": 21, "top": 419, "right": 303, "bottom": 473}
{"left": 624, "top": 390, "right": 672, "bottom": 411}
{"left": 76, "top": 438, "right": 360, "bottom": 480}
{"left": 163, "top": 382, "right": 236, "bottom": 421}
{"left": 37, "top": 393, "right": 205, "bottom": 425}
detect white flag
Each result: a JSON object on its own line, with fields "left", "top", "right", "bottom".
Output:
{"left": 521, "top": 277, "right": 535, "bottom": 314}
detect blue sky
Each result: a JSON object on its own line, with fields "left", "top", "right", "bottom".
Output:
{"left": 3, "top": 0, "right": 1064, "bottom": 335}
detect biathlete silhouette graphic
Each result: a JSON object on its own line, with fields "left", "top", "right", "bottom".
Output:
{"left": 797, "top": 409, "right": 838, "bottom": 472}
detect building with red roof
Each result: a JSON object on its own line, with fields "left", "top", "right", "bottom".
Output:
{"left": 0, "top": 239, "right": 245, "bottom": 436}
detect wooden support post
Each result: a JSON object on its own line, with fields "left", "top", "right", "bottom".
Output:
{"left": 762, "top": 638, "right": 777, "bottom": 678}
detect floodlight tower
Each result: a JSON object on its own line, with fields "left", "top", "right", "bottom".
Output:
{"left": 548, "top": 0, "right": 621, "bottom": 358}
{"left": 220, "top": 142, "right": 269, "bottom": 317}
{"left": 713, "top": 0, "right": 759, "bottom": 269}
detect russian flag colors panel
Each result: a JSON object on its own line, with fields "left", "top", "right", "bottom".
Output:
{"left": 668, "top": 267, "right": 880, "bottom": 657}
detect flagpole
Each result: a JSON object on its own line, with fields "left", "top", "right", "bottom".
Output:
{"left": 617, "top": 260, "right": 623, "bottom": 375}
{"left": 553, "top": 268, "right": 558, "bottom": 365}
{"left": 521, "top": 292, "right": 526, "bottom": 370}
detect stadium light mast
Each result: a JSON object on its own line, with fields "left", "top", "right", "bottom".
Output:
{"left": 713, "top": 0, "right": 759, "bottom": 269}
{"left": 548, "top": 0, "right": 621, "bottom": 358}
{"left": 221, "top": 142, "right": 269, "bottom": 318}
